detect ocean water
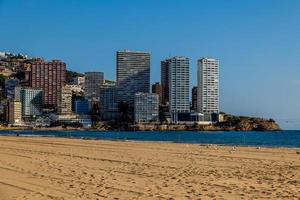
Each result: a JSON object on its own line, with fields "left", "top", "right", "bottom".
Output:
{"left": 0, "top": 130, "right": 300, "bottom": 148}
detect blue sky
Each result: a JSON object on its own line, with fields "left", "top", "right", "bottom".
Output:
{"left": 0, "top": 0, "right": 300, "bottom": 129}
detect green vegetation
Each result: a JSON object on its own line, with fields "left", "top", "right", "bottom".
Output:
{"left": 216, "top": 114, "right": 281, "bottom": 131}
{"left": 66, "top": 70, "right": 84, "bottom": 83}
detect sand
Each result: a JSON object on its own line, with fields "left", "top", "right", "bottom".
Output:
{"left": 0, "top": 136, "right": 299, "bottom": 200}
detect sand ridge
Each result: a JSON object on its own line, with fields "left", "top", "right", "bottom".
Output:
{"left": 0, "top": 136, "right": 299, "bottom": 199}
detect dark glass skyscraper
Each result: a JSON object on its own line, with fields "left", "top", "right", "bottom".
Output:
{"left": 116, "top": 50, "right": 150, "bottom": 110}
{"left": 84, "top": 72, "right": 104, "bottom": 101}
{"left": 161, "top": 59, "right": 171, "bottom": 105}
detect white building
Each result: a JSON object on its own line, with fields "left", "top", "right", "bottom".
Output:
{"left": 168, "top": 56, "right": 190, "bottom": 123}
{"left": 8, "top": 101, "right": 22, "bottom": 125}
{"left": 72, "top": 76, "right": 85, "bottom": 86}
{"left": 197, "top": 58, "right": 219, "bottom": 116}
{"left": 0, "top": 52, "right": 7, "bottom": 59}
{"left": 134, "top": 93, "right": 159, "bottom": 123}
{"left": 58, "top": 85, "right": 73, "bottom": 115}
{"left": 66, "top": 84, "right": 83, "bottom": 94}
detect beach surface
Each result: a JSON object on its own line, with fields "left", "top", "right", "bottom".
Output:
{"left": 0, "top": 136, "right": 299, "bottom": 200}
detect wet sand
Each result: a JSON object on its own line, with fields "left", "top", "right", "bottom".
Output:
{"left": 0, "top": 136, "right": 299, "bottom": 200}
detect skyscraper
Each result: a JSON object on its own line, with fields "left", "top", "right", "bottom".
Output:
{"left": 151, "top": 82, "right": 162, "bottom": 105}
{"left": 29, "top": 60, "right": 66, "bottom": 107}
{"left": 84, "top": 72, "right": 104, "bottom": 101}
{"left": 116, "top": 50, "right": 150, "bottom": 110}
{"left": 192, "top": 86, "right": 198, "bottom": 111}
{"left": 168, "top": 57, "right": 190, "bottom": 122}
{"left": 8, "top": 101, "right": 22, "bottom": 125}
{"left": 100, "top": 81, "right": 118, "bottom": 120}
{"left": 161, "top": 59, "right": 171, "bottom": 105}
{"left": 5, "top": 79, "right": 19, "bottom": 100}
{"left": 58, "top": 85, "right": 73, "bottom": 115}
{"left": 197, "top": 58, "right": 219, "bottom": 114}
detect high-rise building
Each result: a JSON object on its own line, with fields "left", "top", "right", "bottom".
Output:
{"left": 14, "top": 86, "right": 22, "bottom": 101}
{"left": 84, "top": 72, "right": 104, "bottom": 101}
{"left": 168, "top": 57, "right": 190, "bottom": 122}
{"left": 161, "top": 59, "right": 171, "bottom": 105}
{"left": 20, "top": 88, "right": 43, "bottom": 119}
{"left": 117, "top": 50, "right": 150, "bottom": 110}
{"left": 29, "top": 60, "right": 66, "bottom": 107}
{"left": 134, "top": 93, "right": 159, "bottom": 123}
{"left": 151, "top": 82, "right": 162, "bottom": 105}
{"left": 58, "top": 85, "right": 73, "bottom": 115}
{"left": 8, "top": 101, "right": 22, "bottom": 125}
{"left": 192, "top": 86, "right": 198, "bottom": 111}
{"left": 197, "top": 58, "right": 219, "bottom": 114}
{"left": 100, "top": 81, "right": 118, "bottom": 121}
{"left": 5, "top": 79, "right": 19, "bottom": 100}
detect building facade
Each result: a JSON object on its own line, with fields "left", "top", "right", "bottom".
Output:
{"left": 20, "top": 88, "right": 43, "bottom": 119}
{"left": 192, "top": 86, "right": 198, "bottom": 111}
{"left": 74, "top": 99, "right": 90, "bottom": 115}
{"left": 72, "top": 76, "right": 85, "bottom": 86}
{"left": 8, "top": 101, "right": 22, "bottom": 125}
{"left": 161, "top": 59, "right": 171, "bottom": 105}
{"left": 100, "top": 81, "right": 118, "bottom": 121}
{"left": 134, "top": 93, "right": 159, "bottom": 123}
{"left": 29, "top": 60, "right": 66, "bottom": 107}
{"left": 117, "top": 50, "right": 150, "bottom": 110}
{"left": 151, "top": 82, "right": 162, "bottom": 105}
{"left": 84, "top": 72, "right": 104, "bottom": 101}
{"left": 168, "top": 57, "right": 190, "bottom": 122}
{"left": 197, "top": 58, "right": 219, "bottom": 114}
{"left": 58, "top": 85, "right": 73, "bottom": 115}
{"left": 5, "top": 79, "right": 19, "bottom": 100}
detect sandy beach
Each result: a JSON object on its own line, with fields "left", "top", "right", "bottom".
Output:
{"left": 0, "top": 136, "right": 299, "bottom": 200}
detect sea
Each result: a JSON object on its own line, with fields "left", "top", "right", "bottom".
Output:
{"left": 0, "top": 130, "right": 300, "bottom": 148}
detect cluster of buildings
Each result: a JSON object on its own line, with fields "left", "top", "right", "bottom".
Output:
{"left": 0, "top": 50, "right": 221, "bottom": 128}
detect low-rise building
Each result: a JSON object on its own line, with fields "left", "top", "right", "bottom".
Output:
{"left": 50, "top": 114, "right": 92, "bottom": 128}
{"left": 171, "top": 112, "right": 213, "bottom": 125}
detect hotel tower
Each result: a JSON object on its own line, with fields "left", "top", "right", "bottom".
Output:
{"left": 197, "top": 58, "right": 219, "bottom": 114}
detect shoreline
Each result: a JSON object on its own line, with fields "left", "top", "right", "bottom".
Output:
{"left": 0, "top": 133, "right": 299, "bottom": 150}
{"left": 0, "top": 126, "right": 282, "bottom": 132}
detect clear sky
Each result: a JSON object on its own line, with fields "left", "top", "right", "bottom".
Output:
{"left": 0, "top": 0, "right": 300, "bottom": 129}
